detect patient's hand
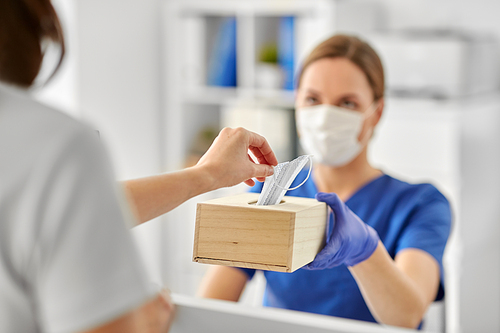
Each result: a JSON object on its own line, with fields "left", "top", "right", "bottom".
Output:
{"left": 196, "top": 127, "right": 278, "bottom": 189}
{"left": 82, "top": 290, "right": 175, "bottom": 333}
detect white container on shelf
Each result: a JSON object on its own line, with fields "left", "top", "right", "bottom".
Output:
{"left": 221, "top": 98, "right": 295, "bottom": 162}
{"left": 365, "top": 31, "right": 499, "bottom": 98}
{"left": 255, "top": 63, "right": 284, "bottom": 90}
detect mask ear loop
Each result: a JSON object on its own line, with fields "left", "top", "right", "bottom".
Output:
{"left": 359, "top": 101, "right": 380, "bottom": 145}
{"left": 270, "top": 155, "right": 313, "bottom": 191}
{"left": 363, "top": 100, "right": 380, "bottom": 120}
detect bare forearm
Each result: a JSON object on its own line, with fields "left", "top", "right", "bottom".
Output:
{"left": 121, "top": 127, "right": 278, "bottom": 225}
{"left": 348, "top": 242, "right": 430, "bottom": 328}
{"left": 197, "top": 266, "right": 247, "bottom": 302}
{"left": 122, "top": 166, "right": 216, "bottom": 224}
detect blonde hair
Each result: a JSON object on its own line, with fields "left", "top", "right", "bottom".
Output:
{"left": 297, "top": 34, "right": 384, "bottom": 101}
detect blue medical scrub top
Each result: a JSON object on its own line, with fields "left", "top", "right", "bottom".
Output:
{"left": 239, "top": 169, "right": 451, "bottom": 325}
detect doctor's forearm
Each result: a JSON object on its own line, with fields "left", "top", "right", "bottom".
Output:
{"left": 348, "top": 242, "right": 430, "bottom": 329}
{"left": 122, "top": 165, "right": 218, "bottom": 224}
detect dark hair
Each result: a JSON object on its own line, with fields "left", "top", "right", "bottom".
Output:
{"left": 0, "top": 0, "right": 65, "bottom": 87}
{"left": 297, "top": 34, "right": 384, "bottom": 101}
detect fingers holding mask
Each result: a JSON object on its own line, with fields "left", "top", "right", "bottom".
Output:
{"left": 246, "top": 131, "right": 278, "bottom": 167}
{"left": 245, "top": 130, "right": 278, "bottom": 184}
{"left": 197, "top": 127, "right": 277, "bottom": 189}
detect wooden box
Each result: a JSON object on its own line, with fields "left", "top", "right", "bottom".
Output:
{"left": 193, "top": 193, "right": 328, "bottom": 272}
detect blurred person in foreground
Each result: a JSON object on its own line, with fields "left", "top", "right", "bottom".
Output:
{"left": 198, "top": 34, "right": 452, "bottom": 329}
{"left": 0, "top": 1, "right": 277, "bottom": 332}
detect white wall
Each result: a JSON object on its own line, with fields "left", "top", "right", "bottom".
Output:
{"left": 76, "top": 0, "right": 163, "bottom": 180}
{"left": 76, "top": 0, "right": 165, "bottom": 285}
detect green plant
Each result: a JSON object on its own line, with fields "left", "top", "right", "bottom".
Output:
{"left": 258, "top": 43, "right": 278, "bottom": 63}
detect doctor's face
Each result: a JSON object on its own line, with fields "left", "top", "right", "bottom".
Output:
{"left": 296, "top": 57, "right": 375, "bottom": 113}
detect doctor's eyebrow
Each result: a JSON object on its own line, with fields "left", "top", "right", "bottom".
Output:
{"left": 337, "top": 92, "right": 361, "bottom": 99}
{"left": 303, "top": 88, "right": 322, "bottom": 96}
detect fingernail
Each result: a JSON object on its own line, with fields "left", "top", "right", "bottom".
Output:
{"left": 268, "top": 166, "right": 274, "bottom": 175}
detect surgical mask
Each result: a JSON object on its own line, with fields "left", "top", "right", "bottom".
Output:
{"left": 296, "top": 102, "right": 377, "bottom": 167}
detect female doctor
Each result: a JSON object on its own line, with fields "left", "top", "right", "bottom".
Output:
{"left": 0, "top": 1, "right": 277, "bottom": 333}
{"left": 198, "top": 34, "right": 452, "bottom": 329}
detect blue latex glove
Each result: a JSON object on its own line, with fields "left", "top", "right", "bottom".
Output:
{"left": 304, "top": 192, "right": 380, "bottom": 269}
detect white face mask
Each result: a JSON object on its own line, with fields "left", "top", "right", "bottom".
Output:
{"left": 296, "top": 103, "right": 377, "bottom": 167}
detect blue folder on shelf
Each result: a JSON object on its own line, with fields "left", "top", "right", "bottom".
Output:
{"left": 278, "top": 16, "right": 295, "bottom": 90}
{"left": 207, "top": 17, "right": 237, "bottom": 87}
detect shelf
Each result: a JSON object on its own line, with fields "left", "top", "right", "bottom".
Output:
{"left": 182, "top": 86, "right": 295, "bottom": 108}
{"left": 177, "top": 0, "right": 318, "bottom": 17}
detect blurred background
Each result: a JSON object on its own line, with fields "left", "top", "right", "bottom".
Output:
{"left": 39, "top": 0, "right": 500, "bottom": 332}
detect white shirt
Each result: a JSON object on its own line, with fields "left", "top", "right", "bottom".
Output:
{"left": 0, "top": 86, "right": 155, "bottom": 333}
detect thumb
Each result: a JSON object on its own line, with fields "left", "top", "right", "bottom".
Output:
{"left": 251, "top": 164, "right": 274, "bottom": 179}
{"left": 315, "top": 192, "right": 342, "bottom": 209}
{"left": 316, "top": 192, "right": 348, "bottom": 220}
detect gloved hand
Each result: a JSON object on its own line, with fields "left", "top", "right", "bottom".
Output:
{"left": 304, "top": 192, "right": 380, "bottom": 269}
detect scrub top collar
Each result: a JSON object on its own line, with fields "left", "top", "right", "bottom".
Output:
{"left": 309, "top": 168, "right": 388, "bottom": 204}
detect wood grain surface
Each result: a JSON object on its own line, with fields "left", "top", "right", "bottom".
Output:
{"left": 193, "top": 193, "right": 327, "bottom": 272}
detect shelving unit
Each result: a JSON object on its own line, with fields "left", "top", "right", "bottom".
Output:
{"left": 182, "top": 86, "right": 295, "bottom": 107}
{"left": 162, "top": 0, "right": 380, "bottom": 170}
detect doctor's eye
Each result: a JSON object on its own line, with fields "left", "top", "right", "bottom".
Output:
{"left": 305, "top": 96, "right": 320, "bottom": 105}
{"left": 340, "top": 100, "right": 358, "bottom": 110}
